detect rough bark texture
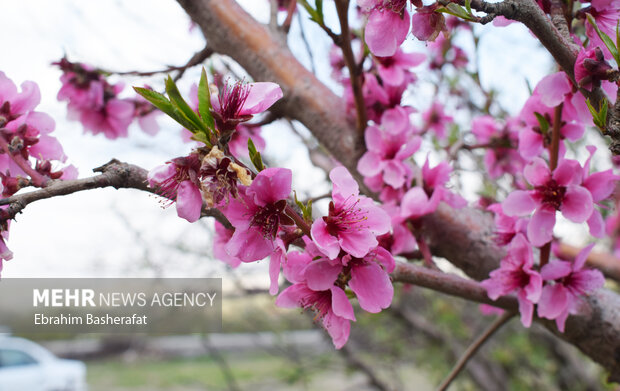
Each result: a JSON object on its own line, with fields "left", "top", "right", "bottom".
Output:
{"left": 176, "top": 0, "right": 620, "bottom": 380}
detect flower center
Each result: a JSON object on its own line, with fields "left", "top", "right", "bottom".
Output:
{"left": 219, "top": 81, "right": 251, "bottom": 121}
{"left": 323, "top": 199, "right": 368, "bottom": 237}
{"left": 535, "top": 180, "right": 566, "bottom": 210}
{"left": 250, "top": 199, "right": 289, "bottom": 239}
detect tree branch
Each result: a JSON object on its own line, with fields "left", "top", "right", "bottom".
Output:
{"left": 0, "top": 159, "right": 231, "bottom": 228}
{"left": 437, "top": 311, "right": 515, "bottom": 391}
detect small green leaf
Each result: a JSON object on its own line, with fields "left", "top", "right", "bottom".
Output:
{"left": 585, "top": 98, "right": 609, "bottom": 131}
{"left": 586, "top": 14, "right": 620, "bottom": 65}
{"left": 303, "top": 199, "right": 313, "bottom": 221}
{"left": 297, "top": 0, "right": 321, "bottom": 22}
{"left": 616, "top": 20, "right": 620, "bottom": 56}
{"left": 198, "top": 68, "right": 215, "bottom": 131}
{"left": 465, "top": 0, "right": 472, "bottom": 15}
{"left": 191, "top": 132, "right": 210, "bottom": 145}
{"left": 534, "top": 112, "right": 550, "bottom": 134}
{"left": 437, "top": 4, "right": 476, "bottom": 21}
{"left": 165, "top": 76, "right": 208, "bottom": 134}
{"left": 316, "top": 0, "right": 324, "bottom": 22}
{"left": 293, "top": 191, "right": 313, "bottom": 222}
{"left": 248, "top": 137, "right": 265, "bottom": 172}
{"left": 134, "top": 87, "right": 196, "bottom": 131}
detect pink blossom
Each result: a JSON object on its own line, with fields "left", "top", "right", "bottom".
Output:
{"left": 148, "top": 153, "right": 203, "bottom": 223}
{"left": 400, "top": 158, "right": 466, "bottom": 220}
{"left": 357, "top": 107, "right": 420, "bottom": 188}
{"left": 537, "top": 244, "right": 605, "bottom": 332}
{"left": 223, "top": 167, "right": 293, "bottom": 262}
{"left": 422, "top": 102, "right": 453, "bottom": 139}
{"left": 276, "top": 283, "right": 355, "bottom": 349}
{"left": 346, "top": 246, "right": 395, "bottom": 313}
{"left": 411, "top": 5, "right": 445, "bottom": 42}
{"left": 311, "top": 167, "right": 391, "bottom": 259}
{"left": 472, "top": 116, "right": 524, "bottom": 179}
{"left": 574, "top": 47, "right": 613, "bottom": 91}
{"left": 503, "top": 158, "right": 593, "bottom": 247}
{"left": 360, "top": 1, "right": 411, "bottom": 57}
{"left": 0, "top": 71, "right": 41, "bottom": 119}
{"left": 481, "top": 234, "right": 542, "bottom": 327}
{"left": 585, "top": 0, "right": 620, "bottom": 60}
{"left": 375, "top": 49, "right": 425, "bottom": 86}
{"left": 211, "top": 80, "right": 283, "bottom": 129}
{"left": 378, "top": 203, "right": 417, "bottom": 255}
{"left": 213, "top": 221, "right": 242, "bottom": 268}
{"left": 517, "top": 73, "right": 586, "bottom": 160}
{"left": 55, "top": 59, "right": 136, "bottom": 140}
{"left": 487, "top": 203, "right": 528, "bottom": 246}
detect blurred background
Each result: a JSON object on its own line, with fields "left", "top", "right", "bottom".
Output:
{"left": 0, "top": 0, "right": 615, "bottom": 389}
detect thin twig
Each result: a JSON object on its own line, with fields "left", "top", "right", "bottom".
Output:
{"left": 296, "top": 9, "right": 317, "bottom": 75}
{"left": 436, "top": 311, "right": 515, "bottom": 391}
{"left": 281, "top": 0, "right": 298, "bottom": 33}
{"left": 334, "top": 0, "right": 367, "bottom": 134}
{"left": 108, "top": 46, "right": 213, "bottom": 82}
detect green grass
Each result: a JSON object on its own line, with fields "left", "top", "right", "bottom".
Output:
{"left": 86, "top": 352, "right": 329, "bottom": 391}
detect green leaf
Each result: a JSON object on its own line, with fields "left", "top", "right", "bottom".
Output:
{"left": 198, "top": 68, "right": 215, "bottom": 132}
{"left": 134, "top": 87, "right": 196, "bottom": 131}
{"left": 585, "top": 98, "right": 609, "bottom": 131}
{"left": 616, "top": 20, "right": 620, "bottom": 55}
{"left": 586, "top": 14, "right": 620, "bottom": 65}
{"left": 437, "top": 4, "right": 476, "bottom": 22}
{"left": 248, "top": 138, "right": 265, "bottom": 172}
{"left": 297, "top": 0, "right": 320, "bottom": 22}
{"left": 191, "top": 132, "right": 211, "bottom": 145}
{"left": 534, "top": 112, "right": 550, "bottom": 134}
{"left": 293, "top": 191, "right": 313, "bottom": 222}
{"left": 316, "top": 0, "right": 323, "bottom": 22}
{"left": 165, "top": 75, "right": 208, "bottom": 134}
{"left": 464, "top": 0, "right": 472, "bottom": 15}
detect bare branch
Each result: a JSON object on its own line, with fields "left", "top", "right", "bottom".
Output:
{"left": 0, "top": 159, "right": 231, "bottom": 229}
{"left": 437, "top": 311, "right": 515, "bottom": 391}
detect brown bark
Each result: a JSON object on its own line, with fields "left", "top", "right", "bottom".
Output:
{"left": 176, "top": 0, "right": 620, "bottom": 380}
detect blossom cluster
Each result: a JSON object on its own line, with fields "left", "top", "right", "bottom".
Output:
{"left": 54, "top": 57, "right": 160, "bottom": 139}
{"left": 146, "top": 76, "right": 398, "bottom": 348}
{"left": 0, "top": 72, "right": 77, "bottom": 274}
{"left": 348, "top": 0, "right": 618, "bottom": 332}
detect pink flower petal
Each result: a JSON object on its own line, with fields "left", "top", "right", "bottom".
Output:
{"left": 541, "top": 260, "right": 572, "bottom": 280}
{"left": 527, "top": 206, "right": 556, "bottom": 247}
{"left": 561, "top": 186, "right": 593, "bottom": 223}
{"left": 537, "top": 284, "right": 569, "bottom": 320}
{"left": 330, "top": 286, "right": 356, "bottom": 321}
{"left": 225, "top": 227, "right": 274, "bottom": 262}
{"left": 524, "top": 158, "right": 551, "bottom": 186}
{"left": 305, "top": 259, "right": 342, "bottom": 291}
{"left": 365, "top": 9, "right": 410, "bottom": 57}
{"left": 249, "top": 167, "right": 292, "bottom": 206}
{"left": 503, "top": 191, "right": 536, "bottom": 216}
{"left": 311, "top": 219, "right": 341, "bottom": 260}
{"left": 238, "top": 82, "right": 283, "bottom": 115}
{"left": 349, "top": 262, "right": 393, "bottom": 313}
{"left": 176, "top": 180, "right": 202, "bottom": 223}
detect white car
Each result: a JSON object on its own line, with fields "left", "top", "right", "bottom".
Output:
{"left": 0, "top": 336, "right": 87, "bottom": 391}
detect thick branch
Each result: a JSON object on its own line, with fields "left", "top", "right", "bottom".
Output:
{"left": 178, "top": 0, "right": 620, "bottom": 380}
{"left": 175, "top": 0, "right": 364, "bottom": 177}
